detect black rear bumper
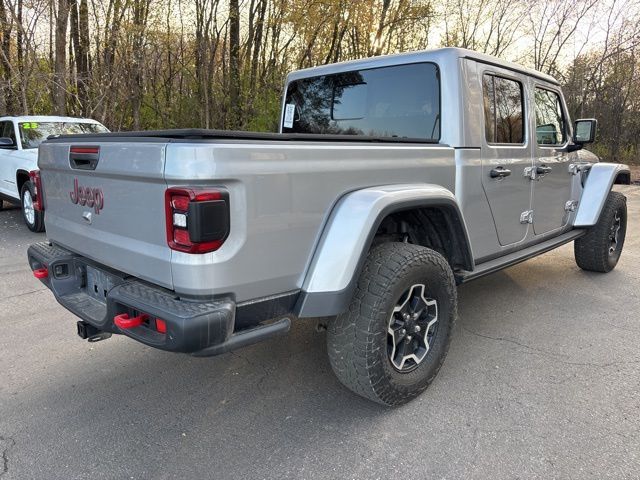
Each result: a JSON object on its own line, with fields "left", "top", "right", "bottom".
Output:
{"left": 27, "top": 242, "right": 289, "bottom": 355}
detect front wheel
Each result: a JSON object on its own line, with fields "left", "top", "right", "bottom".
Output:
{"left": 21, "top": 181, "right": 45, "bottom": 232}
{"left": 574, "top": 191, "right": 627, "bottom": 273}
{"left": 327, "top": 242, "right": 457, "bottom": 406}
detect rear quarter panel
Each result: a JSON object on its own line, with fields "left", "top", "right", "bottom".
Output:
{"left": 165, "top": 141, "right": 457, "bottom": 301}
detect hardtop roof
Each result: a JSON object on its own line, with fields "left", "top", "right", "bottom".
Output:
{"left": 286, "top": 47, "right": 560, "bottom": 86}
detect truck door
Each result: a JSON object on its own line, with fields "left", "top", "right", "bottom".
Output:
{"left": 0, "top": 121, "right": 19, "bottom": 197}
{"left": 480, "top": 69, "right": 532, "bottom": 246}
{"left": 531, "top": 86, "right": 574, "bottom": 235}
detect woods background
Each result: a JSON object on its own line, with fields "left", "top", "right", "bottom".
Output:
{"left": 1, "top": 0, "right": 639, "bottom": 164}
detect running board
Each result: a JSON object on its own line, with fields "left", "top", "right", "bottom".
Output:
{"left": 455, "top": 229, "right": 586, "bottom": 284}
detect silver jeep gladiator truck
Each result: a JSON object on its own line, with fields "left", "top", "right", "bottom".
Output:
{"left": 28, "top": 48, "right": 631, "bottom": 406}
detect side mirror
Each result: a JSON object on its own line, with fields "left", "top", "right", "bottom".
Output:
{"left": 573, "top": 119, "right": 597, "bottom": 144}
{"left": 0, "top": 137, "right": 14, "bottom": 147}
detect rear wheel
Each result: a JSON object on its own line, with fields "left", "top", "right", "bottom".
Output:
{"left": 574, "top": 191, "right": 626, "bottom": 273}
{"left": 21, "top": 181, "right": 45, "bottom": 232}
{"left": 327, "top": 242, "right": 457, "bottom": 406}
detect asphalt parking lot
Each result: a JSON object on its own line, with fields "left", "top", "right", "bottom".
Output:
{"left": 1, "top": 186, "right": 639, "bottom": 480}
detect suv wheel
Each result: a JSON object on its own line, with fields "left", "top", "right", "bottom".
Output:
{"left": 327, "top": 242, "right": 457, "bottom": 406}
{"left": 21, "top": 181, "right": 45, "bottom": 232}
{"left": 574, "top": 191, "right": 627, "bottom": 273}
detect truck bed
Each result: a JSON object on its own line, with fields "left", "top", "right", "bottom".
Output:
{"left": 38, "top": 131, "right": 457, "bottom": 303}
{"left": 44, "top": 128, "right": 441, "bottom": 144}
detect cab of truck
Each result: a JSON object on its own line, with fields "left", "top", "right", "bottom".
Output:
{"left": 0, "top": 115, "right": 108, "bottom": 231}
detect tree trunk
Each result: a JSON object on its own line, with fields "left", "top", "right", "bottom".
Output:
{"left": 249, "top": 0, "right": 267, "bottom": 96}
{"left": 100, "top": 0, "right": 124, "bottom": 122}
{"left": 70, "top": 0, "right": 80, "bottom": 112}
{"left": 0, "top": 0, "right": 12, "bottom": 113}
{"left": 70, "top": 0, "right": 90, "bottom": 114}
{"left": 371, "top": 0, "right": 391, "bottom": 56}
{"left": 16, "top": 0, "right": 28, "bottom": 112}
{"left": 131, "top": 1, "right": 150, "bottom": 130}
{"left": 228, "top": 0, "right": 241, "bottom": 128}
{"left": 53, "top": 0, "right": 70, "bottom": 115}
{"left": 16, "top": 0, "right": 23, "bottom": 70}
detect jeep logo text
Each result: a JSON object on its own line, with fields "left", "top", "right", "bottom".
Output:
{"left": 70, "top": 178, "right": 104, "bottom": 214}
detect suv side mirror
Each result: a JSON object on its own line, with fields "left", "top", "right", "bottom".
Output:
{"left": 574, "top": 119, "right": 597, "bottom": 144}
{"left": 0, "top": 137, "right": 14, "bottom": 147}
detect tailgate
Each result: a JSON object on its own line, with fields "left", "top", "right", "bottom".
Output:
{"left": 38, "top": 140, "right": 173, "bottom": 289}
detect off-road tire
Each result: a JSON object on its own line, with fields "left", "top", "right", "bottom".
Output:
{"left": 21, "top": 181, "right": 45, "bottom": 233}
{"left": 327, "top": 242, "right": 457, "bottom": 406}
{"left": 574, "top": 191, "right": 626, "bottom": 273}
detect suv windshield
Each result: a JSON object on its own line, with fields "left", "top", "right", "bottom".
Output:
{"left": 283, "top": 62, "right": 441, "bottom": 141}
{"left": 18, "top": 121, "right": 109, "bottom": 149}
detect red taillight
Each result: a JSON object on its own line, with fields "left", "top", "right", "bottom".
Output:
{"left": 171, "top": 195, "right": 190, "bottom": 211}
{"left": 173, "top": 228, "right": 191, "bottom": 245}
{"left": 29, "top": 170, "right": 44, "bottom": 211}
{"left": 33, "top": 267, "right": 48, "bottom": 279}
{"left": 70, "top": 146, "right": 100, "bottom": 155}
{"left": 165, "top": 187, "right": 229, "bottom": 254}
{"left": 155, "top": 318, "right": 167, "bottom": 334}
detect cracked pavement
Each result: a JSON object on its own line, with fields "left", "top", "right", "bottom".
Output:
{"left": 1, "top": 186, "right": 639, "bottom": 479}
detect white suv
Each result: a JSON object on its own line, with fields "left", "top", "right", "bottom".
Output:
{"left": 0, "top": 115, "right": 108, "bottom": 231}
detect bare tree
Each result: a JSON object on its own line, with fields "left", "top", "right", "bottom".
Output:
{"left": 441, "top": 0, "right": 524, "bottom": 56}
{"left": 130, "top": 0, "right": 151, "bottom": 129}
{"left": 0, "top": 0, "right": 13, "bottom": 113}
{"left": 0, "top": 0, "right": 636, "bottom": 167}
{"left": 528, "top": 0, "right": 599, "bottom": 75}
{"left": 53, "top": 0, "right": 70, "bottom": 114}
{"left": 228, "top": 0, "right": 241, "bottom": 128}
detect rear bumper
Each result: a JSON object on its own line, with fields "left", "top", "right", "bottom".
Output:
{"left": 27, "top": 242, "right": 285, "bottom": 355}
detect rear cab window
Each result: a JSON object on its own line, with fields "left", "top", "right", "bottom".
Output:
{"left": 282, "top": 63, "right": 441, "bottom": 141}
{"left": 482, "top": 74, "right": 525, "bottom": 144}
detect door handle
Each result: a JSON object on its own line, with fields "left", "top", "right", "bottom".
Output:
{"left": 536, "top": 165, "right": 552, "bottom": 175}
{"left": 490, "top": 167, "right": 512, "bottom": 178}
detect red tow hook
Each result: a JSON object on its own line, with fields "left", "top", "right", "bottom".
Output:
{"left": 33, "top": 268, "right": 49, "bottom": 279}
{"left": 114, "top": 313, "right": 148, "bottom": 329}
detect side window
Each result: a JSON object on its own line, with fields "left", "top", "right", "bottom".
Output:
{"left": 0, "top": 121, "right": 16, "bottom": 148}
{"left": 483, "top": 74, "right": 525, "bottom": 144}
{"left": 535, "top": 88, "right": 566, "bottom": 145}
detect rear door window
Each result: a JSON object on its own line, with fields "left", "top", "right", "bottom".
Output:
{"left": 283, "top": 63, "right": 441, "bottom": 141}
{"left": 483, "top": 74, "right": 525, "bottom": 144}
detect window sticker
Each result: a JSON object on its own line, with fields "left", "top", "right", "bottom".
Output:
{"left": 283, "top": 103, "right": 295, "bottom": 128}
{"left": 22, "top": 122, "right": 39, "bottom": 129}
